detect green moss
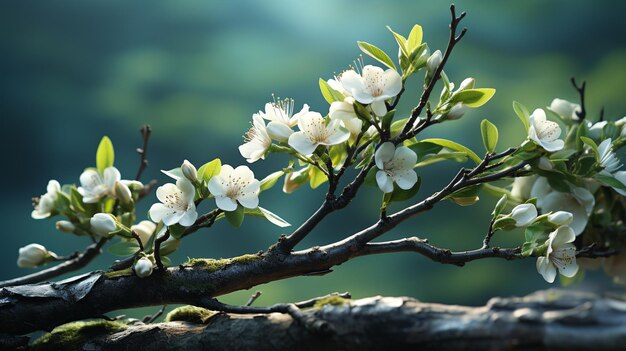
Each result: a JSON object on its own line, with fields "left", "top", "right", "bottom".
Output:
{"left": 313, "top": 295, "right": 350, "bottom": 308}
{"left": 185, "top": 254, "right": 261, "bottom": 272}
{"left": 104, "top": 267, "right": 133, "bottom": 278}
{"left": 32, "top": 320, "right": 127, "bottom": 350}
{"left": 165, "top": 305, "right": 218, "bottom": 324}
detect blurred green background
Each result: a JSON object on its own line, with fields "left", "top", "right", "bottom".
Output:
{"left": 1, "top": 0, "right": 625, "bottom": 318}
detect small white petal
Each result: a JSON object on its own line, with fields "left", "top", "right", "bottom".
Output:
{"left": 266, "top": 122, "right": 294, "bottom": 141}
{"left": 207, "top": 177, "right": 227, "bottom": 197}
{"left": 536, "top": 256, "right": 557, "bottom": 283}
{"left": 394, "top": 170, "right": 418, "bottom": 190}
{"left": 370, "top": 100, "right": 387, "bottom": 117}
{"left": 392, "top": 146, "right": 418, "bottom": 170}
{"left": 510, "top": 203, "right": 538, "bottom": 227}
{"left": 375, "top": 142, "right": 395, "bottom": 169}
{"left": 288, "top": 132, "right": 318, "bottom": 156}
{"left": 215, "top": 196, "right": 238, "bottom": 212}
{"left": 376, "top": 171, "right": 394, "bottom": 193}
{"left": 178, "top": 205, "right": 198, "bottom": 226}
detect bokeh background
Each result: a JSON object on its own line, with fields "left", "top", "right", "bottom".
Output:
{"left": 1, "top": 0, "right": 625, "bottom": 319}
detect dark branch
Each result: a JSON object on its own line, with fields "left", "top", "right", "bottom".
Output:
{"left": 398, "top": 4, "right": 467, "bottom": 139}
{"left": 571, "top": 77, "right": 587, "bottom": 121}
{"left": 135, "top": 125, "right": 152, "bottom": 181}
{"left": 0, "top": 238, "right": 107, "bottom": 288}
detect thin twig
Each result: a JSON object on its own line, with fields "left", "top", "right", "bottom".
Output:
{"left": 245, "top": 291, "right": 262, "bottom": 306}
{"left": 142, "top": 305, "right": 168, "bottom": 324}
{"left": 0, "top": 238, "right": 108, "bottom": 288}
{"left": 398, "top": 4, "right": 467, "bottom": 139}
{"left": 482, "top": 217, "right": 497, "bottom": 249}
{"left": 154, "top": 229, "right": 170, "bottom": 270}
{"left": 571, "top": 77, "right": 587, "bottom": 121}
{"left": 131, "top": 231, "right": 145, "bottom": 252}
{"left": 135, "top": 125, "right": 152, "bottom": 181}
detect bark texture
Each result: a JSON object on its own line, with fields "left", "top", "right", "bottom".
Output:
{"left": 28, "top": 289, "right": 626, "bottom": 351}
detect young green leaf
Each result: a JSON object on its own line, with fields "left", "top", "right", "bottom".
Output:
{"left": 319, "top": 78, "right": 345, "bottom": 104}
{"left": 197, "top": 159, "right": 221, "bottom": 183}
{"left": 407, "top": 24, "right": 423, "bottom": 53}
{"left": 580, "top": 136, "right": 599, "bottom": 160}
{"left": 595, "top": 173, "right": 626, "bottom": 191}
{"left": 480, "top": 119, "right": 499, "bottom": 153}
{"left": 420, "top": 138, "right": 482, "bottom": 164}
{"left": 309, "top": 165, "right": 328, "bottom": 189}
{"left": 512, "top": 101, "right": 530, "bottom": 132}
{"left": 96, "top": 136, "right": 115, "bottom": 173}
{"left": 70, "top": 187, "right": 86, "bottom": 213}
{"left": 450, "top": 88, "right": 496, "bottom": 108}
{"left": 257, "top": 207, "right": 291, "bottom": 227}
{"left": 357, "top": 41, "right": 397, "bottom": 70}
{"left": 260, "top": 171, "right": 284, "bottom": 192}
{"left": 107, "top": 240, "right": 140, "bottom": 256}
{"left": 225, "top": 205, "right": 245, "bottom": 228}
{"left": 387, "top": 26, "right": 408, "bottom": 57}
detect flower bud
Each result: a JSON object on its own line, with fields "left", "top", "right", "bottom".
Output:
{"left": 548, "top": 211, "right": 573, "bottom": 226}
{"left": 122, "top": 180, "right": 144, "bottom": 191}
{"left": 90, "top": 213, "right": 118, "bottom": 237}
{"left": 115, "top": 181, "right": 133, "bottom": 207}
{"left": 492, "top": 194, "right": 507, "bottom": 216}
{"left": 134, "top": 256, "right": 154, "bottom": 278}
{"left": 17, "top": 243, "right": 49, "bottom": 268}
{"left": 446, "top": 102, "right": 466, "bottom": 120}
{"left": 587, "top": 121, "right": 607, "bottom": 140}
{"left": 55, "top": 220, "right": 76, "bottom": 234}
{"left": 131, "top": 220, "right": 157, "bottom": 246}
{"left": 426, "top": 50, "right": 442, "bottom": 74}
{"left": 457, "top": 77, "right": 475, "bottom": 92}
{"left": 510, "top": 203, "right": 537, "bottom": 227}
{"left": 181, "top": 160, "right": 198, "bottom": 183}
{"left": 549, "top": 98, "right": 581, "bottom": 122}
{"left": 511, "top": 175, "right": 536, "bottom": 202}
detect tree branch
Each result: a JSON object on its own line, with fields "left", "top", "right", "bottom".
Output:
{"left": 135, "top": 125, "right": 152, "bottom": 181}
{"left": 571, "top": 77, "right": 587, "bottom": 121}
{"left": 30, "top": 290, "right": 626, "bottom": 351}
{"left": 398, "top": 4, "right": 467, "bottom": 139}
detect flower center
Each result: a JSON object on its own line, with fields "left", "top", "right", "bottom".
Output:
{"left": 164, "top": 190, "right": 188, "bottom": 211}
{"left": 224, "top": 174, "right": 251, "bottom": 199}
{"left": 364, "top": 71, "right": 384, "bottom": 97}
{"left": 536, "top": 120, "right": 560, "bottom": 141}
{"left": 303, "top": 117, "right": 328, "bottom": 143}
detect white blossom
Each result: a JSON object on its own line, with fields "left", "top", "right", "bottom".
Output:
{"left": 587, "top": 121, "right": 607, "bottom": 140}
{"left": 17, "top": 243, "right": 52, "bottom": 268}
{"left": 536, "top": 226, "right": 579, "bottom": 283}
{"left": 288, "top": 112, "right": 350, "bottom": 156}
{"left": 131, "top": 220, "right": 157, "bottom": 246}
{"left": 90, "top": 213, "right": 118, "bottom": 236}
{"left": 55, "top": 220, "right": 76, "bottom": 234}
{"left": 374, "top": 142, "right": 418, "bottom": 193}
{"left": 114, "top": 181, "right": 133, "bottom": 206}
{"left": 528, "top": 109, "right": 564, "bottom": 152}
{"left": 338, "top": 65, "right": 402, "bottom": 116}
{"left": 149, "top": 179, "right": 198, "bottom": 226}
{"left": 510, "top": 203, "right": 537, "bottom": 227}
{"left": 549, "top": 98, "right": 581, "bottom": 122}
{"left": 548, "top": 211, "right": 573, "bottom": 226}
{"left": 134, "top": 256, "right": 154, "bottom": 278}
{"left": 208, "top": 165, "right": 260, "bottom": 212}
{"left": 32, "top": 180, "right": 61, "bottom": 219}
{"left": 78, "top": 167, "right": 120, "bottom": 203}
{"left": 260, "top": 99, "right": 309, "bottom": 141}
{"left": 239, "top": 114, "right": 272, "bottom": 163}
{"left": 531, "top": 177, "right": 594, "bottom": 235}
{"left": 537, "top": 156, "right": 553, "bottom": 171}
{"left": 329, "top": 97, "right": 363, "bottom": 136}
{"left": 597, "top": 138, "right": 621, "bottom": 174}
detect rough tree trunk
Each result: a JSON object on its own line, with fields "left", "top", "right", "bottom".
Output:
{"left": 24, "top": 289, "right": 626, "bottom": 351}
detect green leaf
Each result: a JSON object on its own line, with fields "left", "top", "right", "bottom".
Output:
{"left": 406, "top": 141, "right": 443, "bottom": 158}
{"left": 420, "top": 138, "right": 481, "bottom": 164}
{"left": 389, "top": 177, "right": 421, "bottom": 203}
{"left": 580, "top": 136, "right": 599, "bottom": 160}
{"left": 309, "top": 166, "right": 328, "bottom": 189}
{"left": 595, "top": 173, "right": 626, "bottom": 191}
{"left": 414, "top": 152, "right": 468, "bottom": 168}
{"left": 225, "top": 205, "right": 245, "bottom": 228}
{"left": 70, "top": 187, "right": 86, "bottom": 213}
{"left": 387, "top": 26, "right": 408, "bottom": 57}
{"left": 168, "top": 224, "right": 186, "bottom": 239}
{"left": 245, "top": 207, "right": 291, "bottom": 227}
{"left": 450, "top": 88, "right": 496, "bottom": 108}
{"left": 319, "top": 78, "right": 345, "bottom": 104}
{"left": 407, "top": 25, "right": 423, "bottom": 53}
{"left": 480, "top": 119, "right": 499, "bottom": 153}
{"left": 364, "top": 167, "right": 378, "bottom": 187}
{"left": 357, "top": 41, "right": 397, "bottom": 70}
{"left": 512, "top": 101, "right": 530, "bottom": 132}
{"left": 107, "top": 240, "right": 139, "bottom": 256}
{"left": 96, "top": 136, "right": 115, "bottom": 173}
{"left": 197, "top": 159, "right": 221, "bottom": 183}
{"left": 260, "top": 171, "right": 284, "bottom": 192}
{"left": 161, "top": 256, "right": 172, "bottom": 267}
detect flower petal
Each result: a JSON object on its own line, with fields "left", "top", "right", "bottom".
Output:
{"left": 394, "top": 170, "right": 417, "bottom": 190}
{"left": 381, "top": 68, "right": 402, "bottom": 98}
{"left": 376, "top": 171, "right": 394, "bottom": 193}
{"left": 215, "top": 196, "right": 238, "bottom": 212}
{"left": 149, "top": 203, "right": 170, "bottom": 223}
{"left": 288, "top": 132, "right": 318, "bottom": 156}
{"left": 375, "top": 142, "right": 395, "bottom": 169}
{"left": 539, "top": 192, "right": 589, "bottom": 235}
{"left": 536, "top": 256, "right": 557, "bottom": 283}
{"left": 549, "top": 226, "right": 576, "bottom": 248}
{"left": 370, "top": 100, "right": 387, "bottom": 117}
{"left": 266, "top": 122, "right": 293, "bottom": 141}
{"left": 207, "top": 177, "right": 226, "bottom": 196}
{"left": 176, "top": 178, "right": 196, "bottom": 202}
{"left": 178, "top": 205, "right": 198, "bottom": 226}
{"left": 156, "top": 183, "right": 180, "bottom": 203}
{"left": 393, "top": 146, "right": 417, "bottom": 170}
